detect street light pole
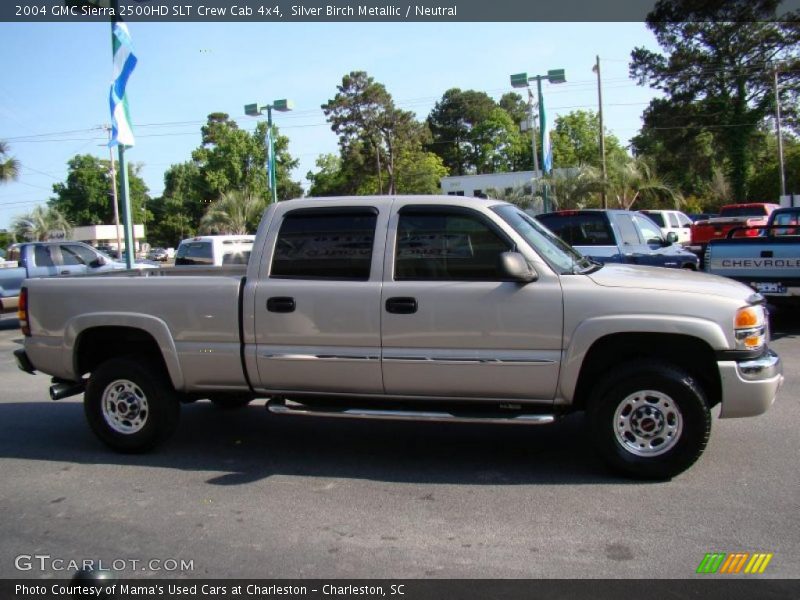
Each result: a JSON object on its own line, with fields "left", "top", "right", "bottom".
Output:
{"left": 510, "top": 68, "right": 565, "bottom": 213}
{"left": 594, "top": 55, "right": 608, "bottom": 209}
{"left": 245, "top": 99, "right": 293, "bottom": 204}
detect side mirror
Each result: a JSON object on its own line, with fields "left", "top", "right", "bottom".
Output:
{"left": 501, "top": 252, "right": 538, "bottom": 283}
{"left": 665, "top": 232, "right": 679, "bottom": 244}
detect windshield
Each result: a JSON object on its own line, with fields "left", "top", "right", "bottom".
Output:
{"left": 492, "top": 205, "right": 599, "bottom": 274}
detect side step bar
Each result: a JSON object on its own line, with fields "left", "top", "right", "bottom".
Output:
{"left": 266, "top": 398, "right": 555, "bottom": 425}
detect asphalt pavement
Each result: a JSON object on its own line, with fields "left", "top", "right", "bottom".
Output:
{"left": 0, "top": 309, "right": 797, "bottom": 580}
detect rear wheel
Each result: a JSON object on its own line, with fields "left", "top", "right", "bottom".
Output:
{"left": 588, "top": 361, "right": 710, "bottom": 480}
{"left": 84, "top": 357, "right": 180, "bottom": 453}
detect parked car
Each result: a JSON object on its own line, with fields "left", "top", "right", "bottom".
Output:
{"left": 705, "top": 206, "right": 800, "bottom": 301}
{"left": 147, "top": 247, "right": 169, "bottom": 262}
{"left": 94, "top": 244, "right": 120, "bottom": 259}
{"left": 174, "top": 235, "right": 255, "bottom": 266}
{"left": 16, "top": 196, "right": 782, "bottom": 479}
{"left": 536, "top": 209, "right": 700, "bottom": 270}
{"left": 689, "top": 203, "right": 780, "bottom": 255}
{"left": 639, "top": 209, "right": 693, "bottom": 245}
{"left": 1, "top": 241, "right": 155, "bottom": 312}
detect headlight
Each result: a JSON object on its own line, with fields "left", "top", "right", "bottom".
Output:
{"left": 734, "top": 305, "right": 766, "bottom": 351}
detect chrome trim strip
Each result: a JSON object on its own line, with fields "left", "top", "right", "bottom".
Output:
{"left": 382, "top": 356, "right": 556, "bottom": 365}
{"left": 261, "top": 353, "right": 380, "bottom": 361}
{"left": 268, "top": 401, "right": 555, "bottom": 425}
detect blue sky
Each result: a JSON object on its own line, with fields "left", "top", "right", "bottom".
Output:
{"left": 0, "top": 21, "right": 662, "bottom": 229}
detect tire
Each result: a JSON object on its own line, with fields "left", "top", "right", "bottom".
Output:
{"left": 209, "top": 394, "right": 253, "bottom": 409}
{"left": 84, "top": 357, "right": 180, "bottom": 453}
{"left": 587, "top": 360, "right": 711, "bottom": 480}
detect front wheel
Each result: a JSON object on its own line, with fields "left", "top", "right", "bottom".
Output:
{"left": 84, "top": 357, "right": 180, "bottom": 453}
{"left": 588, "top": 361, "right": 711, "bottom": 480}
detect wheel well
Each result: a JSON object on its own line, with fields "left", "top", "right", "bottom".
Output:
{"left": 75, "top": 326, "right": 167, "bottom": 379}
{"left": 572, "top": 332, "right": 721, "bottom": 410}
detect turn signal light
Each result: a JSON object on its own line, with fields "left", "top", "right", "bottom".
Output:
{"left": 734, "top": 305, "right": 765, "bottom": 351}
{"left": 735, "top": 306, "right": 761, "bottom": 329}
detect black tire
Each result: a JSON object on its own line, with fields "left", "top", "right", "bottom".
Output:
{"left": 587, "top": 360, "right": 711, "bottom": 480}
{"left": 209, "top": 394, "right": 254, "bottom": 409}
{"left": 84, "top": 357, "right": 180, "bottom": 453}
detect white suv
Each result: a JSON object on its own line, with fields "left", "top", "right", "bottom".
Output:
{"left": 174, "top": 235, "right": 255, "bottom": 266}
{"left": 639, "top": 210, "right": 693, "bottom": 245}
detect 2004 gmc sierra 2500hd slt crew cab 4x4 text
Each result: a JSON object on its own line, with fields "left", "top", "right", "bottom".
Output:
{"left": 14, "top": 196, "right": 784, "bottom": 479}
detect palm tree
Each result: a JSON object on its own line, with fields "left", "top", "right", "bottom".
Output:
{"left": 544, "top": 165, "right": 605, "bottom": 210}
{"left": 606, "top": 156, "right": 682, "bottom": 210}
{"left": 12, "top": 206, "right": 72, "bottom": 242}
{"left": 0, "top": 141, "right": 20, "bottom": 183}
{"left": 199, "top": 190, "right": 267, "bottom": 235}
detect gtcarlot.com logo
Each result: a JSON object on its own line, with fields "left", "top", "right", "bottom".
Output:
{"left": 696, "top": 552, "right": 773, "bottom": 574}
{"left": 14, "top": 554, "right": 194, "bottom": 573}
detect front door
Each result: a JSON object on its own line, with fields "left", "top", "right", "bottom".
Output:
{"left": 380, "top": 205, "right": 563, "bottom": 402}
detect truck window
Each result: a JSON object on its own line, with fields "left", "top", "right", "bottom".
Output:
{"left": 538, "top": 213, "right": 614, "bottom": 246}
{"left": 644, "top": 212, "right": 665, "bottom": 227}
{"left": 633, "top": 215, "right": 664, "bottom": 244}
{"left": 394, "top": 211, "right": 511, "bottom": 281}
{"left": 613, "top": 214, "right": 641, "bottom": 245}
{"left": 175, "top": 242, "right": 213, "bottom": 266}
{"left": 60, "top": 244, "right": 96, "bottom": 266}
{"left": 271, "top": 211, "right": 377, "bottom": 280}
{"left": 34, "top": 245, "right": 56, "bottom": 267}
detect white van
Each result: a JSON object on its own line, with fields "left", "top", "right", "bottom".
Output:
{"left": 174, "top": 235, "right": 256, "bottom": 266}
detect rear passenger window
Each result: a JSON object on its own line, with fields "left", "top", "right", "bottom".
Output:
{"left": 34, "top": 245, "right": 55, "bottom": 267}
{"left": 175, "top": 242, "right": 213, "bottom": 266}
{"left": 271, "top": 211, "right": 377, "bottom": 280}
{"left": 395, "top": 210, "right": 511, "bottom": 281}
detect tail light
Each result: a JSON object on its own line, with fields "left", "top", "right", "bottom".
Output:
{"left": 18, "top": 287, "right": 30, "bottom": 337}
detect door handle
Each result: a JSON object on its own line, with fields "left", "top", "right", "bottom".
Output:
{"left": 60, "top": 270, "right": 70, "bottom": 275}
{"left": 385, "top": 297, "right": 418, "bottom": 314}
{"left": 267, "top": 297, "right": 295, "bottom": 313}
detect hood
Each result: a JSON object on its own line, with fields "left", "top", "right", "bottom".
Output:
{"left": 587, "top": 263, "right": 756, "bottom": 301}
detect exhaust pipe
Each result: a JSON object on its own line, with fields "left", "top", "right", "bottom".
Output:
{"left": 49, "top": 379, "right": 86, "bottom": 401}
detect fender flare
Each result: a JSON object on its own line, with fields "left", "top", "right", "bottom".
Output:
{"left": 559, "top": 314, "right": 728, "bottom": 403}
{"left": 64, "top": 312, "right": 185, "bottom": 390}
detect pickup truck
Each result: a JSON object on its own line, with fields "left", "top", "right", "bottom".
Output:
{"left": 689, "top": 203, "right": 780, "bottom": 258}
{"left": 14, "top": 196, "right": 783, "bottom": 480}
{"left": 705, "top": 206, "right": 800, "bottom": 301}
{"left": 535, "top": 209, "right": 700, "bottom": 269}
{"left": 0, "top": 241, "right": 155, "bottom": 312}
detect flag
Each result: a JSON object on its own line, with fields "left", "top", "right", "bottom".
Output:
{"left": 108, "top": 21, "right": 137, "bottom": 147}
{"left": 540, "top": 95, "right": 552, "bottom": 174}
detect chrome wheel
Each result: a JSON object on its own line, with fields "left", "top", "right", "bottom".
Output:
{"left": 613, "top": 390, "right": 683, "bottom": 457}
{"left": 101, "top": 379, "right": 149, "bottom": 434}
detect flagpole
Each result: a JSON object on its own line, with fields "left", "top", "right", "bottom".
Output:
{"left": 537, "top": 76, "right": 551, "bottom": 213}
{"left": 110, "top": 1, "right": 135, "bottom": 268}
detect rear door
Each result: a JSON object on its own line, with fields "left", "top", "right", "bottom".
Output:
{"left": 252, "top": 206, "right": 385, "bottom": 394}
{"left": 380, "top": 204, "right": 563, "bottom": 401}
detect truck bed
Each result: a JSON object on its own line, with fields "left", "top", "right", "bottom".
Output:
{"left": 23, "top": 268, "right": 249, "bottom": 390}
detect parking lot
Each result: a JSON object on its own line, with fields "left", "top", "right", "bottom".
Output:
{"left": 0, "top": 309, "right": 797, "bottom": 580}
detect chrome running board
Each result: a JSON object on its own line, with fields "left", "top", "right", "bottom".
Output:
{"left": 267, "top": 398, "right": 555, "bottom": 425}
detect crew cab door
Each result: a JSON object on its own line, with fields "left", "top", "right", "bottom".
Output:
{"left": 251, "top": 206, "right": 385, "bottom": 394}
{"left": 380, "top": 204, "right": 563, "bottom": 401}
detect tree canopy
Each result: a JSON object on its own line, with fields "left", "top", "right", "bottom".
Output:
{"left": 630, "top": 0, "right": 800, "bottom": 201}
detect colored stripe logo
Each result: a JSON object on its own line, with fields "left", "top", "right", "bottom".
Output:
{"left": 697, "top": 553, "right": 773, "bottom": 574}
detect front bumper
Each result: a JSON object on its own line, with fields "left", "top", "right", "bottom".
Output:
{"left": 718, "top": 349, "right": 783, "bottom": 418}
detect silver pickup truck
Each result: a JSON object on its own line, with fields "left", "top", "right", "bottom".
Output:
{"left": 15, "top": 196, "right": 783, "bottom": 479}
